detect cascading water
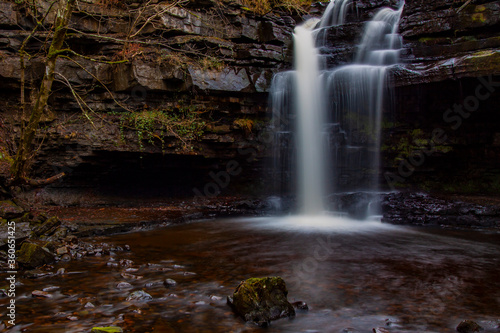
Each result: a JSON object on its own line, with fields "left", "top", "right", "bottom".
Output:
{"left": 270, "top": 1, "right": 405, "bottom": 218}
{"left": 294, "top": 24, "right": 327, "bottom": 214}
{"left": 319, "top": 0, "right": 353, "bottom": 27}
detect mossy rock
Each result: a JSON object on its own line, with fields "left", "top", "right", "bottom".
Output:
{"left": 17, "top": 240, "right": 55, "bottom": 269}
{"left": 90, "top": 327, "right": 123, "bottom": 333}
{"left": 228, "top": 276, "right": 295, "bottom": 327}
{"left": 0, "top": 200, "right": 24, "bottom": 219}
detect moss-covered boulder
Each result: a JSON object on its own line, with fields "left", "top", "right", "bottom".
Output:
{"left": 90, "top": 327, "right": 123, "bottom": 333}
{"left": 17, "top": 240, "right": 55, "bottom": 269}
{"left": 227, "top": 276, "right": 295, "bottom": 327}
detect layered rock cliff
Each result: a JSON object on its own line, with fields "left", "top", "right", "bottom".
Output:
{"left": 1, "top": 0, "right": 499, "bottom": 204}
{"left": 0, "top": 0, "right": 299, "bottom": 203}
{"left": 321, "top": 0, "right": 500, "bottom": 193}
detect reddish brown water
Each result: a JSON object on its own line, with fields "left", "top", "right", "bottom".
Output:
{"left": 4, "top": 217, "right": 500, "bottom": 332}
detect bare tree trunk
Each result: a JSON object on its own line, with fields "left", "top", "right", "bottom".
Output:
{"left": 10, "top": 0, "right": 75, "bottom": 183}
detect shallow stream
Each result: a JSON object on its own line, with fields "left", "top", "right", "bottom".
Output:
{"left": 5, "top": 217, "right": 500, "bottom": 332}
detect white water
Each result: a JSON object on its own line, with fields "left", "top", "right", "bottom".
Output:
{"left": 320, "top": 0, "right": 353, "bottom": 27}
{"left": 271, "top": 1, "right": 405, "bottom": 218}
{"left": 294, "top": 26, "right": 326, "bottom": 215}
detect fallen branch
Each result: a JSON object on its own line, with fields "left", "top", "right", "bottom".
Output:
{"left": 457, "top": 0, "right": 475, "bottom": 13}
{"left": 28, "top": 172, "right": 66, "bottom": 187}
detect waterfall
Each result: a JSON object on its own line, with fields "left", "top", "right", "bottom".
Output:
{"left": 320, "top": 0, "right": 353, "bottom": 27}
{"left": 270, "top": 1, "right": 404, "bottom": 218}
{"left": 294, "top": 26, "right": 326, "bottom": 215}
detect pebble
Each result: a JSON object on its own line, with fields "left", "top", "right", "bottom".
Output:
{"left": 67, "top": 316, "right": 78, "bottom": 321}
{"left": 107, "top": 262, "right": 119, "bottom": 268}
{"left": 121, "top": 272, "right": 143, "bottom": 280}
{"left": 43, "top": 286, "right": 60, "bottom": 292}
{"left": 164, "top": 278, "right": 177, "bottom": 287}
{"left": 124, "top": 267, "right": 139, "bottom": 273}
{"left": 120, "top": 259, "right": 134, "bottom": 267}
{"left": 116, "top": 282, "right": 133, "bottom": 289}
{"left": 126, "top": 290, "right": 153, "bottom": 302}
{"left": 32, "top": 290, "right": 52, "bottom": 298}
{"left": 56, "top": 246, "right": 68, "bottom": 255}
{"left": 144, "top": 281, "right": 164, "bottom": 288}
{"left": 292, "top": 301, "right": 309, "bottom": 310}
{"left": 60, "top": 254, "right": 71, "bottom": 261}
{"left": 56, "top": 268, "right": 66, "bottom": 275}
{"left": 84, "top": 302, "right": 95, "bottom": 308}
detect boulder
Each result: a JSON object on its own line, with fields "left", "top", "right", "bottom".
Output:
{"left": 17, "top": 240, "right": 55, "bottom": 269}
{"left": 227, "top": 276, "right": 295, "bottom": 327}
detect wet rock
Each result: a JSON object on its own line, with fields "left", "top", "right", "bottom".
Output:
{"left": 17, "top": 241, "right": 55, "bottom": 269}
{"left": 164, "top": 278, "right": 177, "bottom": 287}
{"left": 32, "top": 216, "right": 61, "bottom": 237}
{"left": 59, "top": 253, "right": 71, "bottom": 262}
{"left": 144, "top": 281, "right": 164, "bottom": 288}
{"left": 0, "top": 200, "right": 24, "bottom": 219}
{"left": 23, "top": 269, "right": 54, "bottom": 279}
{"left": 64, "top": 235, "right": 78, "bottom": 245}
{"left": 119, "top": 259, "right": 134, "bottom": 267}
{"left": 85, "top": 302, "right": 95, "bottom": 308}
{"left": 67, "top": 316, "right": 78, "bottom": 321}
{"left": 373, "top": 328, "right": 390, "bottom": 333}
{"left": 56, "top": 246, "right": 68, "bottom": 255}
{"left": 292, "top": 301, "right": 308, "bottom": 310}
{"left": 457, "top": 320, "right": 483, "bottom": 333}
{"left": 43, "top": 286, "right": 60, "bottom": 292}
{"left": 227, "top": 276, "right": 295, "bottom": 327}
{"left": 56, "top": 268, "right": 66, "bottom": 275}
{"left": 91, "top": 327, "right": 123, "bottom": 333}
{"left": 121, "top": 272, "right": 143, "bottom": 280}
{"left": 126, "top": 290, "right": 153, "bottom": 302}
{"left": 116, "top": 282, "right": 133, "bottom": 289}
{"left": 342, "top": 328, "right": 357, "bottom": 333}
{"left": 52, "top": 227, "right": 68, "bottom": 240}
{"left": 32, "top": 290, "right": 52, "bottom": 298}
{"left": 209, "top": 295, "right": 223, "bottom": 301}
{"left": 124, "top": 267, "right": 139, "bottom": 273}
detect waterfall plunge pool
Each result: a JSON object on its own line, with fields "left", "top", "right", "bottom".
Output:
{"left": 8, "top": 217, "right": 500, "bottom": 332}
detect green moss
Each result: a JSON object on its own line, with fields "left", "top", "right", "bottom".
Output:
{"left": 91, "top": 327, "right": 123, "bottom": 333}
{"left": 112, "top": 105, "right": 206, "bottom": 151}
{"left": 230, "top": 276, "right": 294, "bottom": 326}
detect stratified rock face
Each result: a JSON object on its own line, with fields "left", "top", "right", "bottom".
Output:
{"left": 0, "top": 0, "right": 301, "bottom": 202}
{"left": 397, "top": 0, "right": 500, "bottom": 85}
{"left": 320, "top": 0, "right": 500, "bottom": 192}
{"left": 228, "top": 276, "right": 295, "bottom": 326}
